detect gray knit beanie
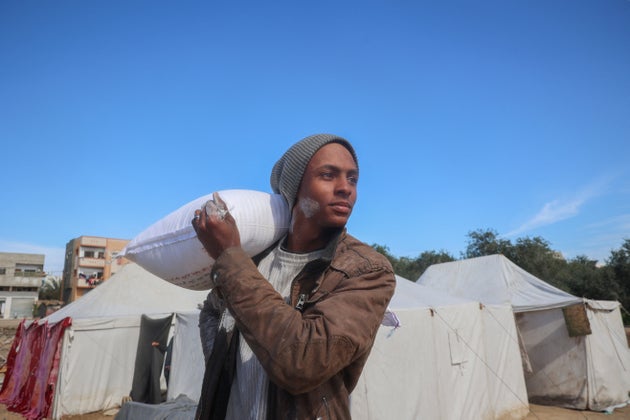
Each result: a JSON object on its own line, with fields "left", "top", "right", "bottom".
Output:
{"left": 270, "top": 133, "right": 358, "bottom": 208}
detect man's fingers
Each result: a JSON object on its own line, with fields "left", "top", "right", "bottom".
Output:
{"left": 204, "top": 200, "right": 220, "bottom": 220}
{"left": 191, "top": 210, "right": 202, "bottom": 229}
{"left": 205, "top": 194, "right": 229, "bottom": 220}
{"left": 212, "top": 192, "right": 228, "bottom": 211}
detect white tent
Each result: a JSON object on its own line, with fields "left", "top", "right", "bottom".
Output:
{"left": 44, "top": 263, "right": 208, "bottom": 418}
{"left": 168, "top": 275, "right": 530, "bottom": 420}
{"left": 417, "top": 254, "right": 630, "bottom": 411}
{"left": 349, "top": 275, "right": 529, "bottom": 419}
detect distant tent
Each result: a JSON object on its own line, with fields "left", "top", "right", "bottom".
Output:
{"left": 0, "top": 263, "right": 207, "bottom": 419}
{"left": 417, "top": 254, "right": 630, "bottom": 411}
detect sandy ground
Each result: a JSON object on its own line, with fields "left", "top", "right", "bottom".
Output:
{"left": 524, "top": 404, "right": 630, "bottom": 419}
{"left": 0, "top": 321, "right": 628, "bottom": 419}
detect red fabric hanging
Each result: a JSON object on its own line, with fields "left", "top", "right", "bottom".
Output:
{"left": 0, "top": 320, "right": 40, "bottom": 406}
{"left": 0, "top": 317, "right": 72, "bottom": 420}
{"left": 0, "top": 319, "right": 27, "bottom": 401}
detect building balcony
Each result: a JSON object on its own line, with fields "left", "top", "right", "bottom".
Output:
{"left": 78, "top": 257, "right": 106, "bottom": 268}
{"left": 77, "top": 278, "right": 103, "bottom": 288}
{"left": 1, "top": 276, "right": 43, "bottom": 288}
{"left": 12, "top": 271, "right": 46, "bottom": 278}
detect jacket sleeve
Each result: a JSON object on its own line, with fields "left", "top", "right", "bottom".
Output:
{"left": 211, "top": 246, "right": 396, "bottom": 395}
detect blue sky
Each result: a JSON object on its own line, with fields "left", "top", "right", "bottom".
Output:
{"left": 1, "top": 1, "right": 629, "bottom": 276}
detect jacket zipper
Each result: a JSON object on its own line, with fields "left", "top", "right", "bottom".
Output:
{"left": 323, "top": 396, "right": 330, "bottom": 419}
{"left": 295, "top": 293, "right": 306, "bottom": 311}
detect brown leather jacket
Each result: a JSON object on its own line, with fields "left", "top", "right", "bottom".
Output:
{"left": 196, "top": 230, "right": 395, "bottom": 420}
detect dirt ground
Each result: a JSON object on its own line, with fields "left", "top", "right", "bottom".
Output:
{"left": 0, "top": 322, "right": 628, "bottom": 419}
{"left": 526, "top": 404, "right": 630, "bottom": 419}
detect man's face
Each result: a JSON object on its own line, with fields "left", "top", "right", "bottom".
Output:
{"left": 293, "top": 143, "right": 359, "bottom": 231}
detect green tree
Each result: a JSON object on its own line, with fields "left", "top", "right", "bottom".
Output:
{"left": 605, "top": 239, "right": 630, "bottom": 320}
{"left": 372, "top": 244, "right": 397, "bottom": 265}
{"left": 566, "top": 255, "right": 617, "bottom": 301}
{"left": 409, "top": 250, "right": 455, "bottom": 280}
{"left": 391, "top": 256, "right": 416, "bottom": 280}
{"left": 39, "top": 276, "right": 62, "bottom": 301}
{"left": 372, "top": 244, "right": 455, "bottom": 281}
{"left": 510, "top": 236, "right": 570, "bottom": 291}
{"left": 463, "top": 229, "right": 512, "bottom": 259}
{"left": 372, "top": 244, "right": 404, "bottom": 275}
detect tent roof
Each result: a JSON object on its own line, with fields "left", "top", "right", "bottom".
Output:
{"left": 390, "top": 274, "right": 474, "bottom": 310}
{"left": 45, "top": 263, "right": 208, "bottom": 324}
{"left": 417, "top": 254, "right": 582, "bottom": 312}
{"left": 46, "top": 269, "right": 474, "bottom": 324}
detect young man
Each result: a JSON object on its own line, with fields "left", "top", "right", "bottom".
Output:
{"left": 192, "top": 134, "right": 395, "bottom": 419}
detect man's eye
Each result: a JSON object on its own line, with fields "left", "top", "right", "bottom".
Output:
{"left": 348, "top": 176, "right": 358, "bottom": 185}
{"left": 321, "top": 172, "right": 334, "bottom": 179}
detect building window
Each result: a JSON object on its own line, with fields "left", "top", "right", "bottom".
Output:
{"left": 81, "top": 248, "right": 106, "bottom": 259}
{"left": 0, "top": 268, "right": 5, "bottom": 275}
{"left": 14, "top": 268, "right": 41, "bottom": 277}
{"left": 13, "top": 287, "right": 37, "bottom": 292}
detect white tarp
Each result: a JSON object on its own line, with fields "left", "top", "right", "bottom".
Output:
{"left": 417, "top": 254, "right": 630, "bottom": 411}
{"left": 44, "top": 263, "right": 208, "bottom": 419}
{"left": 349, "top": 276, "right": 529, "bottom": 420}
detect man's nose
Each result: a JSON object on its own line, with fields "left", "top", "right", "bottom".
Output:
{"left": 335, "top": 178, "right": 353, "bottom": 196}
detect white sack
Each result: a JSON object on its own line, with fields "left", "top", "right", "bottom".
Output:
{"left": 122, "top": 189, "right": 290, "bottom": 290}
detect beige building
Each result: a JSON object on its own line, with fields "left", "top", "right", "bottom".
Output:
{"left": 0, "top": 252, "right": 45, "bottom": 319}
{"left": 62, "top": 236, "right": 130, "bottom": 303}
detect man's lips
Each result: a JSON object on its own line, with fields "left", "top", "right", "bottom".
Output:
{"left": 330, "top": 202, "right": 352, "bottom": 214}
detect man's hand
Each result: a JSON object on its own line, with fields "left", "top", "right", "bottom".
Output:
{"left": 192, "top": 192, "right": 241, "bottom": 260}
